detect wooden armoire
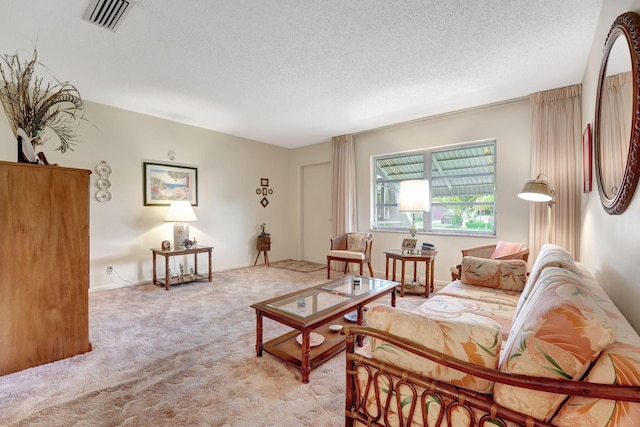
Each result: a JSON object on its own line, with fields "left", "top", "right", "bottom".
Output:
{"left": 0, "top": 160, "right": 92, "bottom": 376}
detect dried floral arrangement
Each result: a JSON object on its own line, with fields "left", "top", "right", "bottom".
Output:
{"left": 0, "top": 48, "right": 85, "bottom": 153}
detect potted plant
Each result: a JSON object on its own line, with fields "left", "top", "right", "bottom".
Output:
{"left": 0, "top": 48, "right": 85, "bottom": 164}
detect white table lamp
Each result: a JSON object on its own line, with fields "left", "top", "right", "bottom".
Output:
{"left": 164, "top": 200, "right": 198, "bottom": 249}
{"left": 399, "top": 179, "right": 430, "bottom": 237}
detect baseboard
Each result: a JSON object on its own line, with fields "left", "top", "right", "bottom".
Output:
{"left": 89, "top": 263, "right": 255, "bottom": 292}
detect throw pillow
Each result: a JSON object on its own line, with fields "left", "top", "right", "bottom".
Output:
{"left": 491, "top": 241, "right": 524, "bottom": 259}
{"left": 347, "top": 233, "right": 368, "bottom": 252}
{"left": 460, "top": 256, "right": 528, "bottom": 291}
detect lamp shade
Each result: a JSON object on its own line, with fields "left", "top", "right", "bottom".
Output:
{"left": 399, "top": 179, "right": 430, "bottom": 212}
{"left": 518, "top": 176, "right": 554, "bottom": 202}
{"left": 164, "top": 200, "right": 198, "bottom": 222}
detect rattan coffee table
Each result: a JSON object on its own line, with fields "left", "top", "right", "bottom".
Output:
{"left": 251, "top": 275, "right": 398, "bottom": 383}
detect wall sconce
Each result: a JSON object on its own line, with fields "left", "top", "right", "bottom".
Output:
{"left": 399, "top": 179, "right": 430, "bottom": 237}
{"left": 164, "top": 201, "right": 198, "bottom": 249}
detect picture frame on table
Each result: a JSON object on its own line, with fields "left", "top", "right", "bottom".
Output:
{"left": 143, "top": 162, "right": 198, "bottom": 206}
{"left": 583, "top": 123, "right": 592, "bottom": 193}
{"left": 401, "top": 237, "right": 417, "bottom": 254}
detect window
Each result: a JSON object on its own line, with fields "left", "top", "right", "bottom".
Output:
{"left": 372, "top": 139, "right": 496, "bottom": 236}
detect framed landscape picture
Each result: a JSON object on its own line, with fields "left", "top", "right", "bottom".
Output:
{"left": 143, "top": 162, "right": 198, "bottom": 206}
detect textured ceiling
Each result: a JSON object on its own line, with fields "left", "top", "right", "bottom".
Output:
{"left": 0, "top": 0, "right": 603, "bottom": 148}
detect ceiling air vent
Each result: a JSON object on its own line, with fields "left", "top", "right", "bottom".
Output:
{"left": 83, "top": 0, "right": 131, "bottom": 32}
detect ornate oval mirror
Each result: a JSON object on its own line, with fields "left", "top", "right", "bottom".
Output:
{"left": 594, "top": 12, "right": 640, "bottom": 214}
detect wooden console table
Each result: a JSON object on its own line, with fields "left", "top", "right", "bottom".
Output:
{"left": 151, "top": 246, "right": 213, "bottom": 290}
{"left": 384, "top": 248, "right": 437, "bottom": 297}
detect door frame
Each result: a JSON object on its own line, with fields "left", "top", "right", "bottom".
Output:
{"left": 299, "top": 161, "right": 332, "bottom": 262}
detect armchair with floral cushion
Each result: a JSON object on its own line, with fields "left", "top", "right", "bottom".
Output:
{"left": 326, "top": 232, "right": 374, "bottom": 279}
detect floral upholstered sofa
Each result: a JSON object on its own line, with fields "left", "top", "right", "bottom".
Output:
{"left": 345, "top": 244, "right": 640, "bottom": 426}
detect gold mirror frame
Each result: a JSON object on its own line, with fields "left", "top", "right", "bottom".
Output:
{"left": 594, "top": 12, "right": 640, "bottom": 215}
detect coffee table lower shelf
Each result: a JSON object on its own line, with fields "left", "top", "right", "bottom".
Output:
{"left": 263, "top": 320, "right": 350, "bottom": 371}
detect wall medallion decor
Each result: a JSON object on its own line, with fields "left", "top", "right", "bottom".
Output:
{"left": 256, "top": 178, "right": 273, "bottom": 208}
{"left": 95, "top": 160, "right": 112, "bottom": 203}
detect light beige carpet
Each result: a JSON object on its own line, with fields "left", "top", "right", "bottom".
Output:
{"left": 0, "top": 266, "right": 427, "bottom": 426}
{"left": 270, "top": 259, "right": 326, "bottom": 273}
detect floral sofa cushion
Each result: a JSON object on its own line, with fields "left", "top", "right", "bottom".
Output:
{"left": 515, "top": 243, "right": 581, "bottom": 317}
{"left": 551, "top": 342, "right": 640, "bottom": 426}
{"left": 575, "top": 263, "right": 640, "bottom": 347}
{"left": 412, "top": 294, "right": 516, "bottom": 341}
{"left": 437, "top": 280, "right": 521, "bottom": 307}
{"left": 460, "top": 256, "right": 528, "bottom": 291}
{"left": 550, "top": 263, "right": 640, "bottom": 426}
{"left": 347, "top": 232, "right": 368, "bottom": 252}
{"left": 494, "top": 266, "right": 616, "bottom": 421}
{"left": 366, "top": 304, "right": 502, "bottom": 394}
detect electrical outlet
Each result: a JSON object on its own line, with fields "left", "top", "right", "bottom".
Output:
{"left": 107, "top": 265, "right": 114, "bottom": 274}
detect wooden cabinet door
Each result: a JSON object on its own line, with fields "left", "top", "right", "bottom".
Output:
{"left": 0, "top": 161, "right": 91, "bottom": 376}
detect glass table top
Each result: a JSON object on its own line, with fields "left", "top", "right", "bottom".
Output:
{"left": 321, "top": 276, "right": 397, "bottom": 296}
{"left": 265, "top": 276, "right": 397, "bottom": 318}
{"left": 267, "top": 288, "right": 351, "bottom": 318}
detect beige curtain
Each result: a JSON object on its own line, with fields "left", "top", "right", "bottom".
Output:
{"left": 600, "top": 72, "right": 633, "bottom": 197}
{"left": 331, "top": 135, "right": 357, "bottom": 272}
{"left": 331, "top": 134, "right": 357, "bottom": 235}
{"left": 529, "top": 85, "right": 581, "bottom": 259}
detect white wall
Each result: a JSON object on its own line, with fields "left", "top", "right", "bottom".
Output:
{"left": 581, "top": 0, "right": 640, "bottom": 332}
{"left": 0, "top": 100, "right": 294, "bottom": 291}
{"left": 290, "top": 99, "right": 532, "bottom": 285}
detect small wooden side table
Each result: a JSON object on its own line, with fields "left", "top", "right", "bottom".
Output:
{"left": 254, "top": 234, "right": 271, "bottom": 267}
{"left": 384, "top": 249, "right": 437, "bottom": 297}
{"left": 151, "top": 246, "right": 213, "bottom": 290}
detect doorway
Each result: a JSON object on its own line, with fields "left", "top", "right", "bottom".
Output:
{"left": 302, "top": 162, "right": 332, "bottom": 263}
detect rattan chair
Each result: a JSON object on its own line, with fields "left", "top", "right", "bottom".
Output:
{"left": 326, "top": 232, "right": 374, "bottom": 279}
